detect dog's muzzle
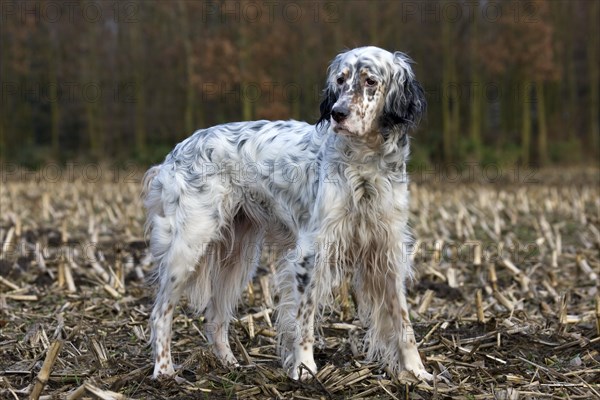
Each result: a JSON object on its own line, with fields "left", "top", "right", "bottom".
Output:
{"left": 331, "top": 105, "right": 349, "bottom": 123}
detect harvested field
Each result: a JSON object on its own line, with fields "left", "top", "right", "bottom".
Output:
{"left": 1, "top": 167, "right": 599, "bottom": 399}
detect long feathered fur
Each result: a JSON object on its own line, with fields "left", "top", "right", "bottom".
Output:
{"left": 144, "top": 46, "right": 432, "bottom": 381}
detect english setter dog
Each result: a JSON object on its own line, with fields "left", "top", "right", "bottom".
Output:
{"left": 143, "top": 46, "right": 432, "bottom": 381}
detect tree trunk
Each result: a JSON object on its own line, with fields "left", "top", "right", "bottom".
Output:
{"left": 369, "top": 5, "right": 379, "bottom": 45}
{"left": 450, "top": 61, "right": 460, "bottom": 157}
{"left": 469, "top": 0, "right": 481, "bottom": 160}
{"left": 290, "top": 52, "right": 301, "bottom": 120}
{"left": 0, "top": 36, "right": 5, "bottom": 158}
{"left": 129, "top": 5, "right": 146, "bottom": 158}
{"left": 565, "top": 23, "right": 577, "bottom": 140}
{"left": 536, "top": 80, "right": 548, "bottom": 165}
{"left": 441, "top": 5, "right": 455, "bottom": 162}
{"left": 589, "top": 0, "right": 600, "bottom": 157}
{"left": 521, "top": 80, "right": 532, "bottom": 165}
{"left": 500, "top": 76, "right": 515, "bottom": 148}
{"left": 82, "top": 2, "right": 102, "bottom": 159}
{"left": 238, "top": 10, "right": 253, "bottom": 122}
{"left": 178, "top": 0, "right": 196, "bottom": 134}
{"left": 48, "top": 32, "right": 60, "bottom": 159}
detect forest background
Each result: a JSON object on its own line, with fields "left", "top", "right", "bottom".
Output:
{"left": 1, "top": 0, "right": 598, "bottom": 169}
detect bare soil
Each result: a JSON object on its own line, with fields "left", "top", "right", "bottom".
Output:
{"left": 1, "top": 167, "right": 599, "bottom": 399}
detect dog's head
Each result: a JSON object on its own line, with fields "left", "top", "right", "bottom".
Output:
{"left": 317, "top": 47, "right": 426, "bottom": 141}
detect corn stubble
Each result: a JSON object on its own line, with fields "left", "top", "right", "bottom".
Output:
{"left": 0, "top": 168, "right": 598, "bottom": 399}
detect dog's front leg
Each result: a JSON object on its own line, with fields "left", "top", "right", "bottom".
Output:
{"left": 277, "top": 233, "right": 326, "bottom": 380}
{"left": 383, "top": 276, "right": 433, "bottom": 381}
{"left": 288, "top": 249, "right": 318, "bottom": 380}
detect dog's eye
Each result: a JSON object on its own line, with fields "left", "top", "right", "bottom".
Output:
{"left": 365, "top": 78, "right": 377, "bottom": 87}
{"left": 336, "top": 76, "right": 345, "bottom": 85}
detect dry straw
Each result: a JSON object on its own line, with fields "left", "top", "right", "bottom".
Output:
{"left": 0, "top": 167, "right": 598, "bottom": 398}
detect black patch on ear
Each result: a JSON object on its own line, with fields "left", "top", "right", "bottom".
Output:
{"left": 381, "top": 78, "right": 426, "bottom": 131}
{"left": 316, "top": 86, "right": 338, "bottom": 127}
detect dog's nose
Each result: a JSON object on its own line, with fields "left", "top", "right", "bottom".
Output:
{"left": 331, "top": 106, "right": 349, "bottom": 123}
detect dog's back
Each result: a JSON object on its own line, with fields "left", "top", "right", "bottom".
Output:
{"left": 144, "top": 47, "right": 432, "bottom": 382}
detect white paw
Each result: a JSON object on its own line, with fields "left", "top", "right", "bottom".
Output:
{"left": 152, "top": 364, "right": 175, "bottom": 380}
{"left": 289, "top": 359, "right": 318, "bottom": 381}
{"left": 411, "top": 368, "right": 434, "bottom": 382}
{"left": 213, "top": 345, "right": 240, "bottom": 367}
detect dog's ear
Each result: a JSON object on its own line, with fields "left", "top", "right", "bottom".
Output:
{"left": 317, "top": 86, "right": 338, "bottom": 127}
{"left": 317, "top": 51, "right": 346, "bottom": 127}
{"left": 382, "top": 52, "right": 426, "bottom": 131}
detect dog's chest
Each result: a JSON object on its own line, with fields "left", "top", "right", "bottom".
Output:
{"left": 347, "top": 175, "right": 381, "bottom": 207}
{"left": 344, "top": 167, "right": 397, "bottom": 209}
{"left": 315, "top": 171, "right": 409, "bottom": 268}
{"left": 328, "top": 169, "right": 407, "bottom": 237}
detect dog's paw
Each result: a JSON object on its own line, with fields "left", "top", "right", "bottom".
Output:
{"left": 401, "top": 367, "right": 451, "bottom": 384}
{"left": 289, "top": 359, "right": 318, "bottom": 381}
{"left": 152, "top": 365, "right": 176, "bottom": 380}
{"left": 411, "top": 368, "right": 434, "bottom": 382}
{"left": 212, "top": 345, "right": 240, "bottom": 367}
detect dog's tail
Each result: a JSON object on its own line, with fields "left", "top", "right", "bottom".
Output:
{"left": 141, "top": 165, "right": 160, "bottom": 199}
{"left": 141, "top": 165, "right": 163, "bottom": 239}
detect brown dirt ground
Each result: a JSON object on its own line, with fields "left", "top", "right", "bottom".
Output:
{"left": 0, "top": 167, "right": 599, "bottom": 399}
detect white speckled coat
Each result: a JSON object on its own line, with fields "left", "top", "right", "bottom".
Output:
{"left": 143, "top": 46, "right": 432, "bottom": 381}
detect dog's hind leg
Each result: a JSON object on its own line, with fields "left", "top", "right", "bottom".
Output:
{"left": 203, "top": 215, "right": 264, "bottom": 366}
{"left": 147, "top": 173, "right": 223, "bottom": 379}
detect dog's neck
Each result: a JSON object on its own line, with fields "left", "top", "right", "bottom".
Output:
{"left": 322, "top": 124, "right": 409, "bottom": 178}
